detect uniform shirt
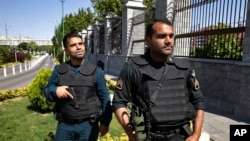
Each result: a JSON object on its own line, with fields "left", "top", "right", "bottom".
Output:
{"left": 112, "top": 54, "right": 205, "bottom": 112}
{"left": 44, "top": 64, "right": 112, "bottom": 126}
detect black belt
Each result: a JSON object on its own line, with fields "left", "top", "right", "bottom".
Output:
{"left": 55, "top": 112, "right": 100, "bottom": 124}
{"left": 151, "top": 122, "right": 190, "bottom": 132}
{"left": 150, "top": 122, "right": 191, "bottom": 140}
{"left": 60, "top": 117, "right": 90, "bottom": 124}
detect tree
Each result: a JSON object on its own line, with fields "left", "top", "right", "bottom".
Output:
{"left": 91, "top": 0, "right": 123, "bottom": 21}
{"left": 0, "top": 46, "right": 9, "bottom": 65}
{"left": 17, "top": 42, "right": 29, "bottom": 51}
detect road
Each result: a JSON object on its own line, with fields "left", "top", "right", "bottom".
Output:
{"left": 0, "top": 55, "right": 56, "bottom": 90}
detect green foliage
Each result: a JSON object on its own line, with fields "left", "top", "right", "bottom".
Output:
{"left": 27, "top": 68, "right": 55, "bottom": 113}
{"left": 91, "top": 0, "right": 123, "bottom": 20}
{"left": 0, "top": 87, "right": 28, "bottom": 101}
{"left": 25, "top": 53, "right": 32, "bottom": 60}
{"left": 17, "top": 41, "right": 38, "bottom": 53}
{"left": 190, "top": 22, "right": 243, "bottom": 60}
{"left": 17, "top": 42, "right": 29, "bottom": 50}
{"left": 0, "top": 46, "right": 9, "bottom": 65}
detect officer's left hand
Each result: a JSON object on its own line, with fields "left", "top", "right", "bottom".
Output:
{"left": 185, "top": 134, "right": 200, "bottom": 141}
{"left": 56, "top": 86, "right": 73, "bottom": 99}
{"left": 99, "top": 124, "right": 109, "bottom": 136}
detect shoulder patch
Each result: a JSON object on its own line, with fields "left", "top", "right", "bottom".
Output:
{"left": 194, "top": 79, "right": 200, "bottom": 90}
{"left": 190, "top": 69, "right": 200, "bottom": 90}
{"left": 115, "top": 78, "right": 123, "bottom": 90}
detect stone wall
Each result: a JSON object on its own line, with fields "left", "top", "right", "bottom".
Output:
{"left": 189, "top": 59, "right": 250, "bottom": 121}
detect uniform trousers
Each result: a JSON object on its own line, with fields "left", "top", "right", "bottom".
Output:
{"left": 54, "top": 120, "right": 99, "bottom": 141}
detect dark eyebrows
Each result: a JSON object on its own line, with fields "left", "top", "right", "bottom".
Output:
{"left": 156, "top": 33, "right": 174, "bottom": 38}
{"left": 69, "top": 42, "right": 83, "bottom": 47}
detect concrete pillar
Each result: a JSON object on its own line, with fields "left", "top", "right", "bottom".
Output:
{"left": 122, "top": 0, "right": 146, "bottom": 56}
{"left": 104, "top": 13, "right": 112, "bottom": 55}
{"left": 86, "top": 25, "right": 94, "bottom": 54}
{"left": 93, "top": 21, "right": 100, "bottom": 55}
{"left": 155, "top": 0, "right": 175, "bottom": 22}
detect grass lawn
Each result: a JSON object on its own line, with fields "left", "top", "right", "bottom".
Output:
{"left": 0, "top": 96, "right": 125, "bottom": 141}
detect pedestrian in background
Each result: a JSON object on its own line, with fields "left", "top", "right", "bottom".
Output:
{"left": 112, "top": 19, "right": 205, "bottom": 141}
{"left": 44, "top": 32, "right": 112, "bottom": 141}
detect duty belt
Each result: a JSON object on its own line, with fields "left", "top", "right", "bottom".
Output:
{"left": 150, "top": 128, "right": 183, "bottom": 141}
{"left": 55, "top": 113, "right": 100, "bottom": 124}
{"left": 60, "top": 117, "right": 90, "bottom": 124}
{"left": 150, "top": 123, "right": 191, "bottom": 141}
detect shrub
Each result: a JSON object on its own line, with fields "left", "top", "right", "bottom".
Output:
{"left": 27, "top": 68, "right": 54, "bottom": 113}
{"left": 0, "top": 87, "right": 28, "bottom": 101}
{"left": 25, "top": 53, "right": 32, "bottom": 60}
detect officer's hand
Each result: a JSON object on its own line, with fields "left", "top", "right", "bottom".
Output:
{"left": 56, "top": 86, "right": 73, "bottom": 99}
{"left": 185, "top": 134, "right": 200, "bottom": 141}
{"left": 99, "top": 124, "right": 109, "bottom": 136}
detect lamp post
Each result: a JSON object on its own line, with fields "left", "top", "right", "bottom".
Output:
{"left": 48, "top": 20, "right": 59, "bottom": 58}
{"left": 60, "top": 0, "right": 66, "bottom": 62}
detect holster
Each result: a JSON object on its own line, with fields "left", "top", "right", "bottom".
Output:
{"left": 128, "top": 103, "right": 147, "bottom": 141}
{"left": 131, "top": 114, "right": 146, "bottom": 141}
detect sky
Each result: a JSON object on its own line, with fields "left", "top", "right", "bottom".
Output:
{"left": 0, "top": 0, "right": 93, "bottom": 40}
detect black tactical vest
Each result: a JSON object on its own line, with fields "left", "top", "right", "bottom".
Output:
{"left": 131, "top": 55, "right": 196, "bottom": 127}
{"left": 55, "top": 61, "right": 101, "bottom": 119}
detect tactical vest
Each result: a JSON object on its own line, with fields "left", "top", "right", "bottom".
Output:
{"left": 55, "top": 61, "right": 101, "bottom": 119}
{"left": 131, "top": 55, "right": 196, "bottom": 127}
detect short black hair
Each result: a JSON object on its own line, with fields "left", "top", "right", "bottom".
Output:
{"left": 63, "top": 32, "right": 82, "bottom": 48}
{"left": 146, "top": 19, "right": 173, "bottom": 38}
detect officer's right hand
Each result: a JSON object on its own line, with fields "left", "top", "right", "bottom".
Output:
{"left": 56, "top": 86, "right": 73, "bottom": 99}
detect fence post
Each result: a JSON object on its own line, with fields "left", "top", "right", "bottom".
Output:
{"left": 25, "top": 62, "right": 27, "bottom": 71}
{"left": 19, "top": 63, "right": 22, "bottom": 73}
{"left": 3, "top": 65, "right": 7, "bottom": 77}
{"left": 28, "top": 62, "right": 31, "bottom": 70}
{"left": 12, "top": 64, "right": 15, "bottom": 75}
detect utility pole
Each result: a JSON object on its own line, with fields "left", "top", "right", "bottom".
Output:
{"left": 2, "top": 22, "right": 16, "bottom": 62}
{"left": 2, "top": 22, "right": 14, "bottom": 45}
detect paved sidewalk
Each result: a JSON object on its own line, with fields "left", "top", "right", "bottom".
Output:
{"left": 202, "top": 106, "right": 249, "bottom": 141}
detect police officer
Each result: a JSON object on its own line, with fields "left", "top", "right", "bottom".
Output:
{"left": 44, "top": 32, "right": 112, "bottom": 141}
{"left": 112, "top": 19, "right": 205, "bottom": 141}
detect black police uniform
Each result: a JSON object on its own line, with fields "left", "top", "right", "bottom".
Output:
{"left": 112, "top": 52, "right": 205, "bottom": 141}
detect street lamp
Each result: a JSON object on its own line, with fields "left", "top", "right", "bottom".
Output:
{"left": 48, "top": 20, "right": 59, "bottom": 58}
{"left": 60, "top": 0, "right": 66, "bottom": 62}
